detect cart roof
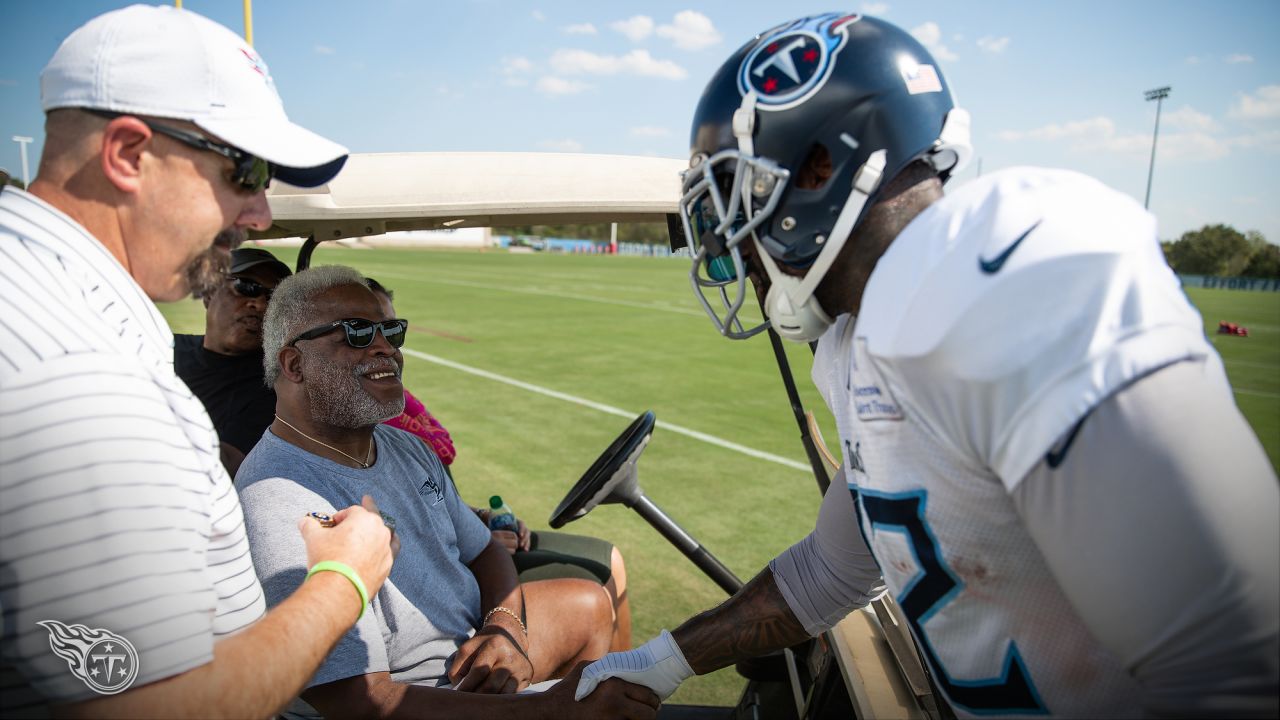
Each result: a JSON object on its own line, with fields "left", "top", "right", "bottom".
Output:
{"left": 258, "top": 152, "right": 687, "bottom": 241}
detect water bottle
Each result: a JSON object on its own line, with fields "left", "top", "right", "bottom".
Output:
{"left": 487, "top": 495, "right": 519, "bottom": 533}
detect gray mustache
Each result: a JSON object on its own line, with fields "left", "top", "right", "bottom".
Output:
{"left": 355, "top": 359, "right": 401, "bottom": 378}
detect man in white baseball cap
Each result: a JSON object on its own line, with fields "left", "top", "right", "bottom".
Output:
{"left": 0, "top": 4, "right": 396, "bottom": 717}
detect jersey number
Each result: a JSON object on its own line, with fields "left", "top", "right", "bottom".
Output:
{"left": 857, "top": 489, "right": 1048, "bottom": 715}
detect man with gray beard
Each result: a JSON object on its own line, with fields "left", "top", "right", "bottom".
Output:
{"left": 235, "top": 266, "right": 657, "bottom": 719}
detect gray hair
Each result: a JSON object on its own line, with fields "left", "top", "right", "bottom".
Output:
{"left": 262, "top": 265, "right": 368, "bottom": 387}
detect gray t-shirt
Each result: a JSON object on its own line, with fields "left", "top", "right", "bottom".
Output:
{"left": 236, "top": 425, "right": 492, "bottom": 696}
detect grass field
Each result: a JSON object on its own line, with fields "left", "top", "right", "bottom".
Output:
{"left": 1184, "top": 286, "right": 1280, "bottom": 470}
{"left": 158, "top": 247, "right": 1279, "bottom": 707}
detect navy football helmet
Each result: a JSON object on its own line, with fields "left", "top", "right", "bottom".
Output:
{"left": 680, "top": 13, "right": 971, "bottom": 342}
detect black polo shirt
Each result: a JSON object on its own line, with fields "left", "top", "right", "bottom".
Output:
{"left": 174, "top": 334, "right": 276, "bottom": 455}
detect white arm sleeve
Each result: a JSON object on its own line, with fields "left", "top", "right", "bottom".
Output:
{"left": 769, "top": 471, "right": 887, "bottom": 636}
{"left": 1013, "top": 359, "right": 1279, "bottom": 718}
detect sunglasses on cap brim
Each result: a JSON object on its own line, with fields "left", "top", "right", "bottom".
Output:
{"left": 88, "top": 110, "right": 274, "bottom": 193}
{"left": 288, "top": 318, "right": 409, "bottom": 349}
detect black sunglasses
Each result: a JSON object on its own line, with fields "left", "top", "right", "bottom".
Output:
{"left": 89, "top": 110, "right": 274, "bottom": 193}
{"left": 289, "top": 318, "right": 409, "bottom": 349}
{"left": 227, "top": 276, "right": 273, "bottom": 300}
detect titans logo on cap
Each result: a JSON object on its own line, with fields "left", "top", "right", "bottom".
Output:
{"left": 738, "top": 13, "right": 861, "bottom": 111}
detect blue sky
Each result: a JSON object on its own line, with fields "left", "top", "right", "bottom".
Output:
{"left": 3, "top": 1, "right": 1278, "bottom": 243}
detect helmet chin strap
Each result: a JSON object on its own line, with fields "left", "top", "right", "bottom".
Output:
{"left": 754, "top": 149, "right": 887, "bottom": 343}
{"left": 730, "top": 90, "right": 887, "bottom": 343}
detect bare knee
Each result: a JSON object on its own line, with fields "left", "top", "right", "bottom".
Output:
{"left": 609, "top": 546, "right": 628, "bottom": 595}
{"left": 578, "top": 581, "right": 614, "bottom": 658}
{"left": 531, "top": 578, "right": 613, "bottom": 664}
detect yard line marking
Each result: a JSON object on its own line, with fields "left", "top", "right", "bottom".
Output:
{"left": 372, "top": 269, "right": 767, "bottom": 324}
{"left": 1234, "top": 387, "right": 1280, "bottom": 400}
{"left": 400, "top": 347, "right": 810, "bottom": 472}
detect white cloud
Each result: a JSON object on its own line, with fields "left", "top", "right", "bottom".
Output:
{"left": 861, "top": 2, "right": 889, "bottom": 15}
{"left": 1227, "top": 129, "right": 1280, "bottom": 151}
{"left": 611, "top": 15, "right": 654, "bottom": 42}
{"left": 536, "top": 76, "right": 591, "bottom": 95}
{"left": 1225, "top": 53, "right": 1254, "bottom": 64}
{"left": 313, "top": 44, "right": 335, "bottom": 55}
{"left": 911, "top": 22, "right": 958, "bottom": 62}
{"left": 977, "top": 36, "right": 1010, "bottom": 54}
{"left": 997, "top": 116, "right": 1118, "bottom": 143}
{"left": 1185, "top": 55, "right": 1203, "bottom": 65}
{"left": 1229, "top": 85, "right": 1280, "bottom": 121}
{"left": 630, "top": 126, "right": 671, "bottom": 137}
{"left": 549, "top": 49, "right": 687, "bottom": 80}
{"left": 1158, "top": 132, "right": 1233, "bottom": 161}
{"left": 1164, "top": 105, "right": 1219, "bottom": 133}
{"left": 656, "top": 10, "right": 722, "bottom": 51}
{"left": 539, "top": 138, "right": 584, "bottom": 152}
{"left": 501, "top": 56, "right": 532, "bottom": 86}
{"left": 996, "top": 115, "right": 1235, "bottom": 162}
{"left": 502, "top": 56, "right": 533, "bottom": 75}
{"left": 0, "top": 78, "right": 16, "bottom": 87}
{"left": 564, "top": 23, "right": 597, "bottom": 35}
{"left": 531, "top": 10, "right": 546, "bottom": 22}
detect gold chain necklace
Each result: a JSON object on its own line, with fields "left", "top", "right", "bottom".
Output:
{"left": 274, "top": 414, "right": 372, "bottom": 469}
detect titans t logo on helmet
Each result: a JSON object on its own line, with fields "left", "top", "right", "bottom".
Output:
{"left": 738, "top": 13, "right": 861, "bottom": 111}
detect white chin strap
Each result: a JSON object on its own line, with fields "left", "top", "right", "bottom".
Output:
{"left": 755, "top": 148, "right": 887, "bottom": 343}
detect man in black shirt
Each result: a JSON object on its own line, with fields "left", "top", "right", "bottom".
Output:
{"left": 176, "top": 247, "right": 291, "bottom": 474}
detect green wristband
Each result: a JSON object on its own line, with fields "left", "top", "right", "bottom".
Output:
{"left": 307, "top": 561, "right": 370, "bottom": 620}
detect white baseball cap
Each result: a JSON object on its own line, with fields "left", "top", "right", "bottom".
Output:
{"left": 41, "top": 4, "right": 346, "bottom": 187}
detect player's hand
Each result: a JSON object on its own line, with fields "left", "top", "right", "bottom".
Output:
{"left": 541, "top": 663, "right": 659, "bottom": 719}
{"left": 448, "top": 614, "right": 532, "bottom": 693}
{"left": 575, "top": 630, "right": 693, "bottom": 702}
{"left": 516, "top": 519, "right": 531, "bottom": 551}
{"left": 491, "top": 519, "right": 532, "bottom": 555}
{"left": 298, "top": 494, "right": 395, "bottom": 601}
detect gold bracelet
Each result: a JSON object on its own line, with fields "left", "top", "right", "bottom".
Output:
{"left": 483, "top": 605, "right": 527, "bottom": 636}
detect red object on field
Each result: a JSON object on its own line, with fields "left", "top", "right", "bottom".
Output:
{"left": 1217, "top": 321, "right": 1249, "bottom": 337}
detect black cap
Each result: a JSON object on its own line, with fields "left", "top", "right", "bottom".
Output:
{"left": 229, "top": 248, "right": 291, "bottom": 278}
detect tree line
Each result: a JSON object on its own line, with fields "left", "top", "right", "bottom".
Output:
{"left": 1162, "top": 225, "right": 1280, "bottom": 279}
{"left": 494, "top": 222, "right": 671, "bottom": 245}
{"left": 501, "top": 221, "right": 1280, "bottom": 279}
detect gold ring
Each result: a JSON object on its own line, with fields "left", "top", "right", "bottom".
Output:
{"left": 308, "top": 512, "right": 336, "bottom": 528}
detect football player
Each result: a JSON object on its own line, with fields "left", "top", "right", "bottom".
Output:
{"left": 576, "top": 12, "right": 1278, "bottom": 718}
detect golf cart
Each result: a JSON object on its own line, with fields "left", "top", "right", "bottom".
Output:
{"left": 259, "top": 151, "right": 947, "bottom": 719}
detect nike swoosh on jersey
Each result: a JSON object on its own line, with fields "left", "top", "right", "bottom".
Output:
{"left": 1045, "top": 414, "right": 1087, "bottom": 469}
{"left": 979, "top": 220, "right": 1042, "bottom": 274}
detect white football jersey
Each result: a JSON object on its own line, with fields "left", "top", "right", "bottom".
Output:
{"left": 811, "top": 167, "right": 1219, "bottom": 717}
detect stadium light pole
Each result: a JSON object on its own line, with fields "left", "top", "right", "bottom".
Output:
{"left": 11, "top": 136, "right": 33, "bottom": 188}
{"left": 1143, "top": 86, "right": 1171, "bottom": 209}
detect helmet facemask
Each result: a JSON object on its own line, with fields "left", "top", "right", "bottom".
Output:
{"left": 680, "top": 148, "right": 790, "bottom": 340}
{"left": 680, "top": 130, "right": 889, "bottom": 344}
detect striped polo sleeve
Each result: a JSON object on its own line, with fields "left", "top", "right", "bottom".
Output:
{"left": 0, "top": 188, "right": 265, "bottom": 711}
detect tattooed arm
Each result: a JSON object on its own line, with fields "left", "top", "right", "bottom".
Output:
{"left": 671, "top": 568, "right": 808, "bottom": 673}
{"left": 575, "top": 479, "right": 885, "bottom": 702}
